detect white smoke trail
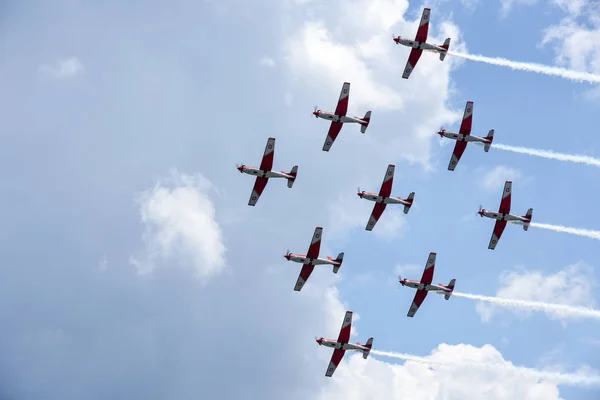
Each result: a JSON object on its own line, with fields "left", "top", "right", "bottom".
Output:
{"left": 530, "top": 222, "right": 600, "bottom": 241}
{"left": 448, "top": 51, "right": 600, "bottom": 84}
{"left": 452, "top": 292, "right": 600, "bottom": 320}
{"left": 371, "top": 349, "right": 600, "bottom": 387}
{"left": 491, "top": 143, "right": 600, "bottom": 168}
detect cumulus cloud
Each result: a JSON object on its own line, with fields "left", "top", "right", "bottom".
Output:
{"left": 38, "top": 57, "right": 84, "bottom": 78}
{"left": 476, "top": 261, "right": 597, "bottom": 322}
{"left": 260, "top": 56, "right": 276, "bottom": 67}
{"left": 317, "top": 343, "right": 563, "bottom": 399}
{"left": 130, "top": 169, "right": 227, "bottom": 280}
{"left": 283, "top": 0, "right": 465, "bottom": 168}
{"left": 480, "top": 165, "right": 523, "bottom": 192}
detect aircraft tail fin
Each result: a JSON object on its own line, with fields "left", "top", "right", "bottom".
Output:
{"left": 484, "top": 129, "right": 494, "bottom": 152}
{"left": 444, "top": 279, "right": 456, "bottom": 300}
{"left": 523, "top": 208, "right": 533, "bottom": 231}
{"left": 360, "top": 111, "right": 372, "bottom": 134}
{"left": 362, "top": 337, "right": 373, "bottom": 359}
{"left": 287, "top": 166, "right": 298, "bottom": 188}
{"left": 439, "top": 38, "right": 451, "bottom": 61}
{"left": 403, "top": 192, "right": 415, "bottom": 214}
{"left": 333, "top": 252, "right": 344, "bottom": 274}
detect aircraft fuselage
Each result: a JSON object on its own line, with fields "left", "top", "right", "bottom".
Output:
{"left": 480, "top": 210, "right": 528, "bottom": 223}
{"left": 359, "top": 191, "right": 409, "bottom": 205}
{"left": 439, "top": 131, "right": 491, "bottom": 143}
{"left": 400, "top": 279, "right": 452, "bottom": 294}
{"left": 395, "top": 38, "right": 446, "bottom": 53}
{"left": 317, "top": 338, "right": 368, "bottom": 352}
{"left": 286, "top": 254, "right": 339, "bottom": 266}
{"left": 240, "top": 166, "right": 293, "bottom": 179}
{"left": 315, "top": 112, "right": 366, "bottom": 125}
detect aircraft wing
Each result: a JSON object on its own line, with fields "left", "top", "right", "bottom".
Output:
{"left": 420, "top": 252, "right": 436, "bottom": 285}
{"left": 322, "top": 122, "right": 344, "bottom": 152}
{"left": 488, "top": 220, "right": 507, "bottom": 250}
{"left": 325, "top": 348, "right": 346, "bottom": 377}
{"left": 402, "top": 48, "right": 423, "bottom": 79}
{"left": 407, "top": 290, "right": 428, "bottom": 318}
{"left": 448, "top": 141, "right": 467, "bottom": 171}
{"left": 378, "top": 164, "right": 395, "bottom": 197}
{"left": 336, "top": 311, "right": 353, "bottom": 343}
{"left": 306, "top": 226, "right": 323, "bottom": 259}
{"left": 459, "top": 101, "right": 473, "bottom": 136}
{"left": 498, "top": 180, "right": 512, "bottom": 214}
{"left": 293, "top": 264, "right": 315, "bottom": 291}
{"left": 248, "top": 177, "right": 268, "bottom": 206}
{"left": 259, "top": 137, "right": 275, "bottom": 171}
{"left": 334, "top": 82, "right": 350, "bottom": 116}
{"left": 366, "top": 203, "right": 386, "bottom": 231}
{"left": 414, "top": 8, "right": 430, "bottom": 42}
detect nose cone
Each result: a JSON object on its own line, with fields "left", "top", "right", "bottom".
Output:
{"left": 237, "top": 165, "right": 244, "bottom": 173}
{"left": 316, "top": 338, "right": 323, "bottom": 345}
{"left": 284, "top": 254, "right": 291, "bottom": 260}
{"left": 393, "top": 37, "right": 400, "bottom": 44}
{"left": 313, "top": 111, "right": 319, "bottom": 117}
{"left": 357, "top": 191, "right": 363, "bottom": 198}
{"left": 437, "top": 130, "right": 445, "bottom": 136}
{"left": 477, "top": 209, "right": 484, "bottom": 217}
{"left": 399, "top": 279, "right": 405, "bottom": 286}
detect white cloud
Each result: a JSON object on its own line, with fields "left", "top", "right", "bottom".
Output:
{"left": 130, "top": 169, "right": 227, "bottom": 281}
{"left": 476, "top": 261, "right": 597, "bottom": 322}
{"left": 317, "top": 343, "right": 563, "bottom": 399}
{"left": 260, "top": 56, "right": 276, "bottom": 67}
{"left": 500, "top": 0, "right": 539, "bottom": 15}
{"left": 480, "top": 165, "right": 523, "bottom": 192}
{"left": 283, "top": 0, "right": 465, "bottom": 168}
{"left": 39, "top": 57, "right": 84, "bottom": 78}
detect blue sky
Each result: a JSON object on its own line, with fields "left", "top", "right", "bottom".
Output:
{"left": 1, "top": 0, "right": 600, "bottom": 398}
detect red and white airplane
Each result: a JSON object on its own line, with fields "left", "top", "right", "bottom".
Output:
{"left": 478, "top": 180, "right": 533, "bottom": 250}
{"left": 313, "top": 82, "right": 371, "bottom": 152}
{"left": 399, "top": 252, "right": 455, "bottom": 318}
{"left": 357, "top": 164, "right": 415, "bottom": 231}
{"left": 284, "top": 227, "right": 344, "bottom": 291}
{"left": 237, "top": 137, "right": 298, "bottom": 206}
{"left": 438, "top": 101, "right": 495, "bottom": 171}
{"left": 316, "top": 311, "right": 373, "bottom": 377}
{"left": 393, "top": 8, "right": 451, "bottom": 79}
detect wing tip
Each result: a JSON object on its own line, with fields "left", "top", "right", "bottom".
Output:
{"left": 346, "top": 310, "right": 353, "bottom": 315}
{"left": 267, "top": 137, "right": 276, "bottom": 140}
{"left": 388, "top": 164, "right": 395, "bottom": 168}
{"left": 430, "top": 252, "right": 437, "bottom": 256}
{"left": 505, "top": 180, "right": 512, "bottom": 184}
{"left": 424, "top": 7, "right": 431, "bottom": 11}
{"left": 343, "top": 81, "right": 351, "bottom": 85}
{"left": 315, "top": 226, "right": 323, "bottom": 230}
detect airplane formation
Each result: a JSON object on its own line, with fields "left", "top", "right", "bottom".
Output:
{"left": 237, "top": 7, "right": 535, "bottom": 377}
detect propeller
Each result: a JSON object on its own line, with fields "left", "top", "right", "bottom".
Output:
{"left": 284, "top": 249, "right": 291, "bottom": 257}
{"left": 478, "top": 204, "right": 484, "bottom": 216}
{"left": 236, "top": 163, "right": 244, "bottom": 172}
{"left": 313, "top": 105, "right": 320, "bottom": 117}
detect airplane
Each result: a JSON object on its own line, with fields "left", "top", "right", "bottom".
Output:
{"left": 313, "top": 82, "right": 371, "bottom": 152}
{"left": 357, "top": 164, "right": 415, "bottom": 231}
{"left": 284, "top": 227, "right": 344, "bottom": 291}
{"left": 437, "top": 101, "right": 495, "bottom": 171}
{"left": 237, "top": 137, "right": 298, "bottom": 206}
{"left": 392, "top": 8, "right": 451, "bottom": 79}
{"left": 316, "top": 311, "right": 373, "bottom": 377}
{"left": 399, "top": 252, "right": 456, "bottom": 318}
{"left": 478, "top": 180, "right": 533, "bottom": 250}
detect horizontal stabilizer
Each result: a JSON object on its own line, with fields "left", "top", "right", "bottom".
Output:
{"left": 523, "top": 208, "right": 533, "bottom": 231}
{"left": 333, "top": 252, "right": 344, "bottom": 274}
{"left": 362, "top": 337, "right": 373, "bottom": 359}
{"left": 360, "top": 111, "right": 372, "bottom": 134}
{"left": 403, "top": 192, "right": 415, "bottom": 214}
{"left": 484, "top": 129, "right": 494, "bottom": 152}
{"left": 287, "top": 165, "right": 298, "bottom": 188}
{"left": 439, "top": 38, "right": 450, "bottom": 61}
{"left": 444, "top": 278, "right": 456, "bottom": 300}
